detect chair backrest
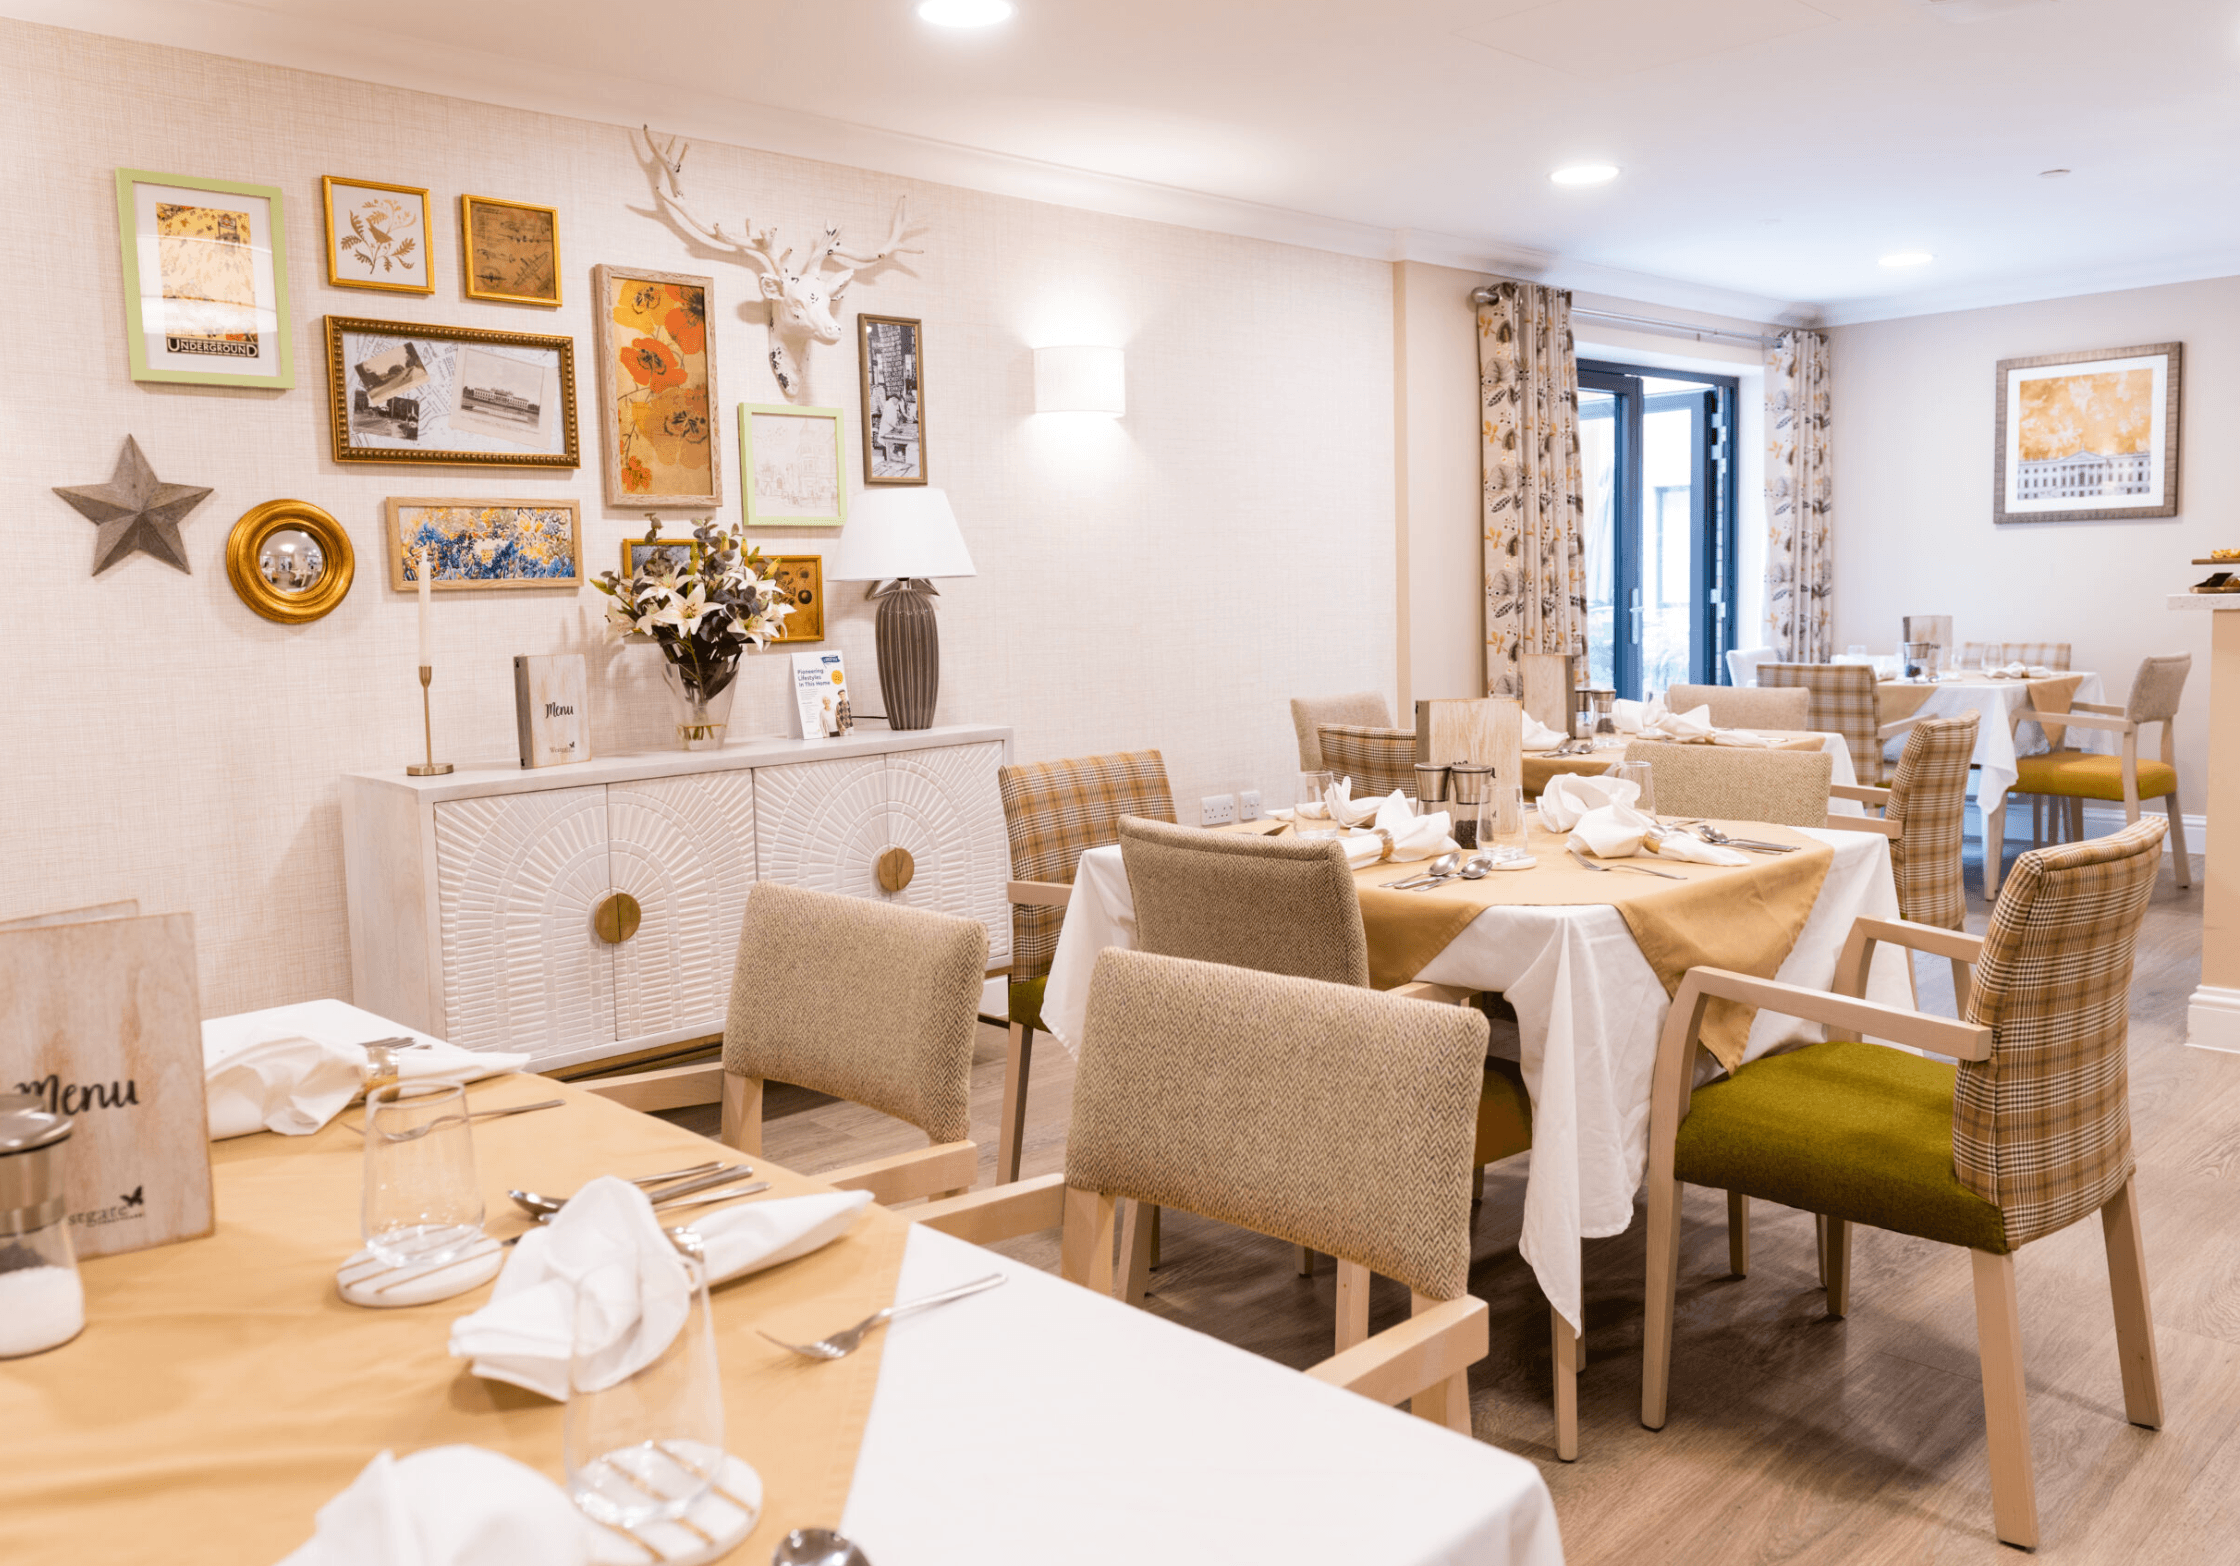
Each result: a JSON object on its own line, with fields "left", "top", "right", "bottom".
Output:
{"left": 1291, "top": 693, "right": 1393, "bottom": 771}
{"left": 2001, "top": 641, "right": 2072, "bottom": 670}
{"left": 1663, "top": 683, "right": 1811, "bottom": 731}
{"left": 1960, "top": 640, "right": 1996, "bottom": 670}
{"left": 1758, "top": 661, "right": 1883, "bottom": 784}
{"left": 1956, "top": 816, "right": 2165, "bottom": 1247}
{"left": 1725, "top": 646, "right": 1777, "bottom": 687}
{"left": 1885, "top": 713, "right": 1979, "bottom": 931}
{"left": 722, "top": 882, "right": 988, "bottom": 1144}
{"left": 998, "top": 750, "right": 1176, "bottom": 983}
{"left": 1901, "top": 614, "right": 1953, "bottom": 669}
{"left": 1621, "top": 740, "right": 1833, "bottom": 827}
{"left": 1068, "top": 947, "right": 1487, "bottom": 1300}
{"left": 1315, "top": 723, "right": 1417, "bottom": 798}
{"left": 2123, "top": 653, "right": 2191, "bottom": 726}
{"left": 1118, "top": 815, "right": 1370, "bottom": 987}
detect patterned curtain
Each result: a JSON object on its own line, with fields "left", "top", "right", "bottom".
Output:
{"left": 1477, "top": 280, "right": 1584, "bottom": 698}
{"left": 1765, "top": 328, "right": 1833, "bottom": 661}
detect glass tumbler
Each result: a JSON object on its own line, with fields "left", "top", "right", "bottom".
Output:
{"left": 361, "top": 1081, "right": 485, "bottom": 1268}
{"left": 1295, "top": 770, "right": 1336, "bottom": 836}
{"left": 1609, "top": 760, "right": 1656, "bottom": 817}
{"left": 1478, "top": 784, "right": 1529, "bottom": 862}
{"left": 566, "top": 1244, "right": 724, "bottom": 1529}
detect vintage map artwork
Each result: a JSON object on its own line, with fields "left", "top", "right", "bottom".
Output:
{"left": 607, "top": 275, "right": 711, "bottom": 498}
{"left": 155, "top": 202, "right": 258, "bottom": 358}
{"left": 464, "top": 196, "right": 560, "bottom": 305}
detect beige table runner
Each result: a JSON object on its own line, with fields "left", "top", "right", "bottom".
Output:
{"left": 0, "top": 1076, "right": 909, "bottom": 1566}
{"left": 1356, "top": 819, "right": 1834, "bottom": 1069}
{"left": 1520, "top": 732, "right": 1825, "bottom": 797}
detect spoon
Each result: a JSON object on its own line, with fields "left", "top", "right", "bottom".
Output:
{"left": 508, "top": 1161, "right": 757, "bottom": 1218}
{"left": 1383, "top": 852, "right": 1459, "bottom": 889}
{"left": 772, "top": 1528, "right": 872, "bottom": 1566}
{"left": 1414, "top": 854, "right": 1494, "bottom": 890}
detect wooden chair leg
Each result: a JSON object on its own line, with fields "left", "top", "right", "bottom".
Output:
{"left": 1551, "top": 1306, "right": 1581, "bottom": 1461}
{"left": 1727, "top": 1190, "right": 1749, "bottom": 1277}
{"left": 1983, "top": 795, "right": 2006, "bottom": 904}
{"left": 1149, "top": 1202, "right": 1160, "bottom": 1269}
{"left": 1970, "top": 1247, "right": 2040, "bottom": 1549}
{"left": 1411, "top": 1291, "right": 1475, "bottom": 1436}
{"left": 1296, "top": 1244, "right": 1315, "bottom": 1276}
{"left": 1336, "top": 1258, "right": 1371, "bottom": 1353}
{"left": 997, "top": 1021, "right": 1034, "bottom": 1184}
{"left": 2101, "top": 1176, "right": 2164, "bottom": 1428}
{"left": 1824, "top": 1216, "right": 1853, "bottom": 1318}
{"left": 2166, "top": 791, "right": 2193, "bottom": 891}
{"left": 1116, "top": 1198, "right": 1153, "bottom": 1305}
{"left": 1642, "top": 1175, "right": 1682, "bottom": 1430}
{"left": 1816, "top": 1213, "right": 1828, "bottom": 1289}
{"left": 719, "top": 1073, "right": 762, "bottom": 1155}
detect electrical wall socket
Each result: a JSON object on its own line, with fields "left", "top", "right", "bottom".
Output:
{"left": 1238, "top": 789, "right": 1263, "bottom": 821}
{"left": 1200, "top": 793, "right": 1236, "bottom": 827}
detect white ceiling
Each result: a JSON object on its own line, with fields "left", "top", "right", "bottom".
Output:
{"left": 19, "top": 0, "right": 2240, "bottom": 324}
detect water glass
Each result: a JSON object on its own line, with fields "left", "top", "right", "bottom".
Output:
{"left": 1478, "top": 785, "right": 1529, "bottom": 861}
{"left": 1610, "top": 760, "right": 1656, "bottom": 816}
{"left": 566, "top": 1244, "right": 724, "bottom": 1529}
{"left": 361, "top": 1081, "right": 484, "bottom": 1267}
{"left": 1295, "top": 770, "right": 1336, "bottom": 836}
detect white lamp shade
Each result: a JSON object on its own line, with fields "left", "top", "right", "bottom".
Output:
{"left": 1034, "top": 345, "right": 1126, "bottom": 416}
{"left": 824, "top": 486, "right": 979, "bottom": 582}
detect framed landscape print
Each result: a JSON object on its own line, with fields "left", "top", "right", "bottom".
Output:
{"left": 857, "top": 314, "right": 925, "bottom": 484}
{"left": 114, "top": 168, "right": 292, "bottom": 388}
{"left": 321, "top": 176, "right": 433, "bottom": 295}
{"left": 461, "top": 194, "right": 561, "bottom": 306}
{"left": 620, "top": 535, "right": 701, "bottom": 578}
{"left": 1994, "top": 342, "right": 2182, "bottom": 523}
{"left": 591, "top": 265, "right": 720, "bottom": 509}
{"left": 324, "top": 316, "right": 578, "bottom": 467}
{"left": 766, "top": 554, "right": 825, "bottom": 643}
{"left": 385, "top": 499, "right": 584, "bottom": 591}
{"left": 740, "top": 404, "right": 847, "bottom": 527}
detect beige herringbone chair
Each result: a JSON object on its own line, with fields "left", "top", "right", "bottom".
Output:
{"left": 1759, "top": 661, "right": 1917, "bottom": 786}
{"left": 1316, "top": 723, "right": 1418, "bottom": 798}
{"left": 1291, "top": 693, "right": 1393, "bottom": 771}
{"left": 1641, "top": 818, "right": 2168, "bottom": 1549}
{"left": 1619, "top": 741, "right": 1896, "bottom": 842}
{"left": 2003, "top": 655, "right": 2192, "bottom": 894}
{"left": 995, "top": 750, "right": 1177, "bottom": 1183}
{"left": 1833, "top": 713, "right": 1980, "bottom": 930}
{"left": 913, "top": 948, "right": 1490, "bottom": 1433}
{"left": 1662, "top": 683, "right": 1811, "bottom": 732}
{"left": 717, "top": 882, "right": 987, "bottom": 1205}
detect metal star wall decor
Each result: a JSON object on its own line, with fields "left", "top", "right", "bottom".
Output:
{"left": 54, "top": 436, "right": 213, "bottom": 576}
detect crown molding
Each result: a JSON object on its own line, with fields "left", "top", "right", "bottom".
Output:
{"left": 1392, "top": 228, "right": 1818, "bottom": 328}
{"left": 1814, "top": 248, "right": 2240, "bottom": 326}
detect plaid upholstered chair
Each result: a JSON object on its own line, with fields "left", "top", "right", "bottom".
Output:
{"left": 913, "top": 947, "right": 1491, "bottom": 1434}
{"left": 1639, "top": 818, "right": 2168, "bottom": 1548}
{"left": 1662, "top": 683, "right": 1811, "bottom": 731}
{"left": 1316, "top": 722, "right": 1417, "bottom": 798}
{"left": 1959, "top": 640, "right": 1996, "bottom": 670}
{"left": 994, "top": 750, "right": 1177, "bottom": 1184}
{"left": 1759, "top": 661, "right": 1919, "bottom": 786}
{"left": 718, "top": 882, "right": 987, "bottom": 1205}
{"left": 1290, "top": 693, "right": 1392, "bottom": 771}
{"left": 2001, "top": 641, "right": 2072, "bottom": 670}
{"left": 1831, "top": 713, "right": 1980, "bottom": 930}
{"left": 2002, "top": 655, "right": 2192, "bottom": 894}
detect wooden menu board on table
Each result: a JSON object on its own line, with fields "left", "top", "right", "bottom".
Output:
{"left": 1517, "top": 653, "right": 1578, "bottom": 736}
{"left": 0, "top": 912, "right": 212, "bottom": 1258}
{"left": 1414, "top": 697, "right": 1524, "bottom": 788}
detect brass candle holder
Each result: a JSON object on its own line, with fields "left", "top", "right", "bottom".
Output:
{"left": 407, "top": 664, "right": 453, "bottom": 777}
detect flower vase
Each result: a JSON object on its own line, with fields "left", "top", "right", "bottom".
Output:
{"left": 657, "top": 660, "right": 737, "bottom": 752}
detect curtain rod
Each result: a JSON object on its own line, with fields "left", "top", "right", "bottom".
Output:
{"left": 1468, "top": 289, "right": 1787, "bottom": 350}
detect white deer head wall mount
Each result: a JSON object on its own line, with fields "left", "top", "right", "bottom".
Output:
{"left": 641, "top": 127, "right": 924, "bottom": 401}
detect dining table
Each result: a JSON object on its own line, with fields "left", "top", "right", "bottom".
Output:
{"left": 1, "top": 1061, "right": 1565, "bottom": 1566}
{"left": 1039, "top": 819, "right": 1911, "bottom": 1338}
{"left": 1520, "top": 728, "right": 1865, "bottom": 813}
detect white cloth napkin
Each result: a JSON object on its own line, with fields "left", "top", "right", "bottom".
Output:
{"left": 1537, "top": 772, "right": 1642, "bottom": 832}
{"left": 1321, "top": 778, "right": 1405, "bottom": 828}
{"left": 1985, "top": 662, "right": 2056, "bottom": 680}
{"left": 1613, "top": 696, "right": 1717, "bottom": 741}
{"left": 1521, "top": 713, "right": 1566, "bottom": 752}
{"left": 1710, "top": 728, "right": 1780, "bottom": 748}
{"left": 274, "top": 1445, "right": 590, "bottom": 1566}
{"left": 450, "top": 1178, "right": 872, "bottom": 1400}
{"left": 205, "top": 1028, "right": 529, "bottom": 1141}
{"left": 1331, "top": 795, "right": 1457, "bottom": 868}
{"left": 1571, "top": 800, "right": 1750, "bottom": 865}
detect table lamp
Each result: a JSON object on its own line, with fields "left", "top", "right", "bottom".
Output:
{"left": 825, "top": 486, "right": 978, "bottom": 730}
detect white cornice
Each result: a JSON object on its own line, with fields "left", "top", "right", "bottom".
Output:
{"left": 1815, "top": 247, "right": 2240, "bottom": 326}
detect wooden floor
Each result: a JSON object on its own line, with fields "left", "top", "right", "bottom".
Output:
{"left": 662, "top": 829, "right": 2234, "bottom": 1562}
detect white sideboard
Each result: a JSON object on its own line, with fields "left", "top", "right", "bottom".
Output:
{"left": 341, "top": 724, "right": 1013, "bottom": 1072}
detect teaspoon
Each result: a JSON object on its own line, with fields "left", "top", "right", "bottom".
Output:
{"left": 773, "top": 1528, "right": 872, "bottom": 1566}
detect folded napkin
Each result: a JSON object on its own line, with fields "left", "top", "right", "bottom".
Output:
{"left": 1710, "top": 728, "right": 1780, "bottom": 748}
{"left": 1521, "top": 713, "right": 1567, "bottom": 752}
{"left": 1985, "top": 662, "right": 2056, "bottom": 680}
{"left": 1333, "top": 794, "right": 1457, "bottom": 868}
{"left": 205, "top": 1026, "right": 530, "bottom": 1141}
{"left": 1316, "top": 777, "right": 1403, "bottom": 828}
{"left": 1538, "top": 772, "right": 1642, "bottom": 832}
{"left": 275, "top": 1445, "right": 589, "bottom": 1566}
{"left": 450, "top": 1178, "right": 871, "bottom": 1400}
{"left": 1611, "top": 696, "right": 1716, "bottom": 742}
{"left": 1571, "top": 800, "right": 1750, "bottom": 865}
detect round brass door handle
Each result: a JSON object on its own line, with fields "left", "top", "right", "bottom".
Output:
{"left": 593, "top": 892, "right": 643, "bottom": 944}
{"left": 876, "top": 847, "right": 916, "bottom": 893}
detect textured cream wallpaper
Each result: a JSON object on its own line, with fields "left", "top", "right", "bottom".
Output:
{"left": 0, "top": 19, "right": 1397, "bottom": 1016}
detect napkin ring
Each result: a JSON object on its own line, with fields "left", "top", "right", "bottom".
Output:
{"left": 1372, "top": 829, "right": 1395, "bottom": 862}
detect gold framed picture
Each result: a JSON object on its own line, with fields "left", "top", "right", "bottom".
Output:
{"left": 461, "top": 194, "right": 561, "bottom": 307}
{"left": 385, "top": 498, "right": 584, "bottom": 591}
{"left": 324, "top": 315, "right": 578, "bottom": 467}
{"left": 619, "top": 536, "right": 702, "bottom": 578}
{"left": 1993, "top": 342, "right": 2182, "bottom": 524}
{"left": 767, "top": 554, "right": 824, "bottom": 643}
{"left": 320, "top": 176, "right": 433, "bottom": 295}
{"left": 592, "top": 265, "right": 720, "bottom": 508}
{"left": 857, "top": 314, "right": 925, "bottom": 485}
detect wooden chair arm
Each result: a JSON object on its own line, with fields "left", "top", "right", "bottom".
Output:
{"left": 825, "top": 1140, "right": 980, "bottom": 1206}
{"left": 1007, "top": 879, "right": 1074, "bottom": 908}
{"left": 579, "top": 1062, "right": 723, "bottom": 1113}
{"left": 1390, "top": 980, "right": 1479, "bottom": 1006}
{"left": 2073, "top": 700, "right": 2125, "bottom": 715}
{"left": 1830, "top": 783, "right": 1890, "bottom": 808}
{"left": 1306, "top": 1295, "right": 1487, "bottom": 1408}
{"left": 2013, "top": 707, "right": 2131, "bottom": 734}
{"left": 1836, "top": 917, "right": 1983, "bottom": 1016}
{"left": 1876, "top": 715, "right": 1921, "bottom": 741}
{"left": 1823, "top": 814, "right": 1900, "bottom": 838}
{"left": 1671, "top": 965, "right": 1992, "bottom": 1062}
{"left": 912, "top": 1172, "right": 1067, "bottom": 1244}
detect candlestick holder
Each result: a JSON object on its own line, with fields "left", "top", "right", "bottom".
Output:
{"left": 407, "top": 664, "right": 453, "bottom": 776}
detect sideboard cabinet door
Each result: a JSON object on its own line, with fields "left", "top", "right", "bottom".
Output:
{"left": 753, "top": 755, "right": 891, "bottom": 900}
{"left": 607, "top": 772, "right": 758, "bottom": 1044}
{"left": 886, "top": 742, "right": 1011, "bottom": 966}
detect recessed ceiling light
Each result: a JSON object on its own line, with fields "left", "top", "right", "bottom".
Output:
{"left": 2039, "top": 168, "right": 2071, "bottom": 178}
{"left": 1879, "top": 250, "right": 1935, "bottom": 268}
{"left": 917, "top": 0, "right": 1013, "bottom": 25}
{"left": 1550, "top": 163, "right": 1619, "bottom": 187}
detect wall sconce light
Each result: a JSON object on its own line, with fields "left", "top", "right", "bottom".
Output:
{"left": 1033, "top": 345, "right": 1125, "bottom": 416}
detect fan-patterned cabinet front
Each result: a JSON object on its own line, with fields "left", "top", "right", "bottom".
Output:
{"left": 607, "top": 773, "right": 758, "bottom": 1043}
{"left": 886, "top": 742, "right": 1010, "bottom": 965}
{"left": 432, "top": 787, "right": 612, "bottom": 1059}
{"left": 754, "top": 755, "right": 891, "bottom": 901}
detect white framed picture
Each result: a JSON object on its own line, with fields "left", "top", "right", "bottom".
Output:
{"left": 740, "top": 403, "right": 847, "bottom": 527}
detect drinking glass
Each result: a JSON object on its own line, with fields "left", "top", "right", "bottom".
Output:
{"left": 1478, "top": 784, "right": 1529, "bottom": 862}
{"left": 361, "top": 1081, "right": 484, "bottom": 1267}
{"left": 566, "top": 1244, "right": 724, "bottom": 1529}
{"left": 1295, "top": 770, "right": 1336, "bottom": 836}
{"left": 1610, "top": 760, "right": 1656, "bottom": 817}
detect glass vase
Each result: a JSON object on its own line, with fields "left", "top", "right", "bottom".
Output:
{"left": 657, "top": 660, "right": 737, "bottom": 752}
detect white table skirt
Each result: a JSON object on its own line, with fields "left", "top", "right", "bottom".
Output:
{"left": 1038, "top": 830, "right": 1908, "bottom": 1334}
{"left": 846, "top": 1225, "right": 1565, "bottom": 1566}
{"left": 1882, "top": 674, "right": 2111, "bottom": 819}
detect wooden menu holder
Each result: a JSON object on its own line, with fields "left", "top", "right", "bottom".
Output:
{"left": 1517, "top": 653, "right": 1578, "bottom": 736}
{"left": 1414, "top": 697, "right": 1524, "bottom": 788}
{"left": 0, "top": 910, "right": 213, "bottom": 1259}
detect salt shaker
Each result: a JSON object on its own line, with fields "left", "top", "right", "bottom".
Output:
{"left": 0, "top": 1100, "right": 85, "bottom": 1358}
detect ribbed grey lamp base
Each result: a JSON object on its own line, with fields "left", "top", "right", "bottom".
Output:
{"left": 875, "top": 583, "right": 940, "bottom": 730}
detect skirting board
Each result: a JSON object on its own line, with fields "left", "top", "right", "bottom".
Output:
{"left": 1971, "top": 798, "right": 2205, "bottom": 859}
{"left": 2187, "top": 987, "right": 2240, "bottom": 1054}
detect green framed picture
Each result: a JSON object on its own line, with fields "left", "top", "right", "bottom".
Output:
{"left": 739, "top": 403, "right": 847, "bottom": 527}
{"left": 114, "top": 168, "right": 293, "bottom": 389}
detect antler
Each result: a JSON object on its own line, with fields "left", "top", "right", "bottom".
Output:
{"left": 827, "top": 197, "right": 922, "bottom": 270}
{"left": 641, "top": 125, "right": 785, "bottom": 281}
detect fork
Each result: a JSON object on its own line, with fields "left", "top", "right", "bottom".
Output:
{"left": 1566, "top": 840, "right": 1685, "bottom": 880}
{"left": 757, "top": 1273, "right": 1007, "bottom": 1360}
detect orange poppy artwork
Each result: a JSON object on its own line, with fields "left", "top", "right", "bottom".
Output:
{"left": 593, "top": 266, "right": 720, "bottom": 507}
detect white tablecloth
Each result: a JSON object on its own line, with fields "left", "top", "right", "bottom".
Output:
{"left": 847, "top": 1224, "right": 1565, "bottom": 1566}
{"left": 1039, "top": 831, "right": 1908, "bottom": 1334}
{"left": 1882, "top": 674, "right": 2111, "bottom": 819}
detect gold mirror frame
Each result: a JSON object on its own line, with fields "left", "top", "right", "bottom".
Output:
{"left": 226, "top": 499, "right": 356, "bottom": 624}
